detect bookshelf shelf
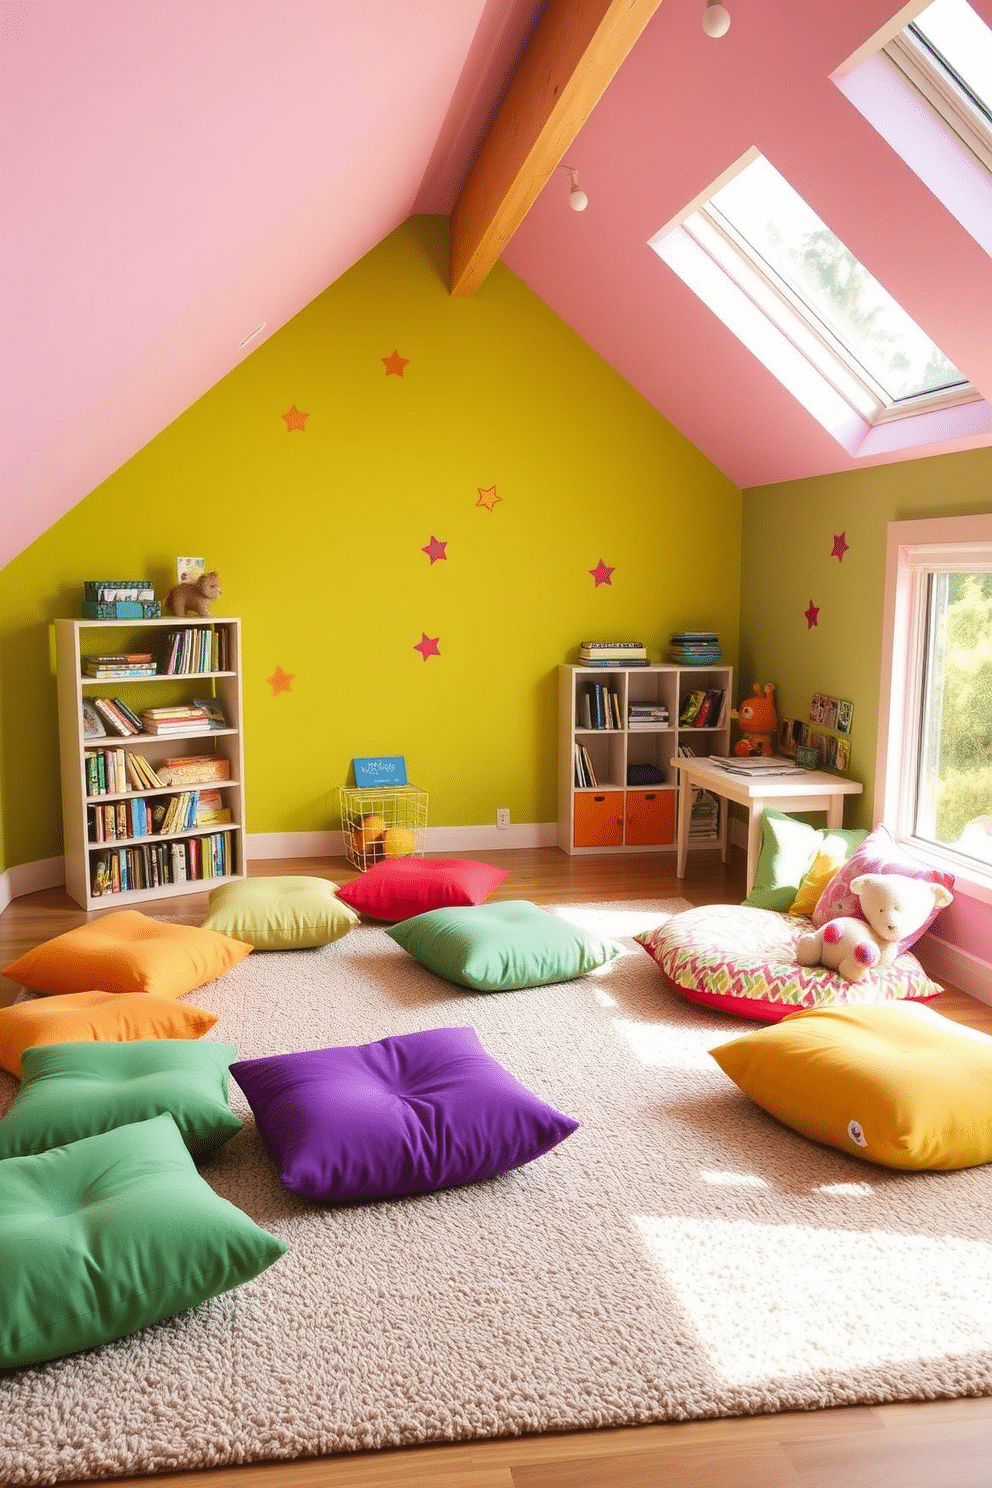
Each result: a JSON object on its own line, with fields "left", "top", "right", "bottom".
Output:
{"left": 56, "top": 617, "right": 247, "bottom": 908}
{"left": 558, "top": 663, "right": 733, "bottom": 856}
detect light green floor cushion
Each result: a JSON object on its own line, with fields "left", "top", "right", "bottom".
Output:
{"left": 201, "top": 876, "right": 359, "bottom": 949}
{"left": 386, "top": 899, "right": 620, "bottom": 991}
{"left": 0, "top": 1040, "right": 241, "bottom": 1161}
{"left": 0, "top": 1113, "right": 287, "bottom": 1369}
{"left": 710, "top": 1001, "right": 992, "bottom": 1170}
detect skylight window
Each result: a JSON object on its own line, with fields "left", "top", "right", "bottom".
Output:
{"left": 649, "top": 150, "right": 977, "bottom": 449}
{"left": 887, "top": 0, "right": 992, "bottom": 173}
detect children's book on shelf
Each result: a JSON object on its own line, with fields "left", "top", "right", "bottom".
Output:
{"left": 192, "top": 697, "right": 227, "bottom": 728}
{"left": 81, "top": 700, "right": 107, "bottom": 738}
{"left": 157, "top": 755, "right": 231, "bottom": 786}
{"left": 92, "top": 697, "right": 139, "bottom": 736}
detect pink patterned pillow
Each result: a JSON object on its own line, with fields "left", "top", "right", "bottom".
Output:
{"left": 811, "top": 825, "right": 954, "bottom": 953}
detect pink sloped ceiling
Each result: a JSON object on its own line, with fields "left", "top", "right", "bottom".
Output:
{"left": 0, "top": 0, "right": 543, "bottom": 570}
{"left": 503, "top": 0, "right": 992, "bottom": 490}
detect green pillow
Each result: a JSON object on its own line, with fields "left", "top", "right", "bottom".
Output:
{"left": 742, "top": 810, "right": 866, "bottom": 912}
{"left": 200, "top": 875, "right": 359, "bottom": 950}
{"left": 0, "top": 1113, "right": 287, "bottom": 1369}
{"left": 0, "top": 1040, "right": 242, "bottom": 1161}
{"left": 386, "top": 899, "right": 620, "bottom": 991}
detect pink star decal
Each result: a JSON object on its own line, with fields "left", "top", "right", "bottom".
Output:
{"left": 414, "top": 632, "right": 441, "bottom": 661}
{"left": 382, "top": 350, "right": 409, "bottom": 377}
{"left": 266, "top": 665, "right": 294, "bottom": 694}
{"left": 280, "top": 405, "right": 309, "bottom": 432}
{"left": 589, "top": 560, "right": 615, "bottom": 587}
{"left": 804, "top": 600, "right": 820, "bottom": 629}
{"left": 831, "top": 532, "right": 849, "bottom": 561}
{"left": 476, "top": 485, "right": 502, "bottom": 512}
{"left": 421, "top": 536, "right": 447, "bottom": 564}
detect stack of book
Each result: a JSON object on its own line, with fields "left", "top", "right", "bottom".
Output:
{"left": 156, "top": 754, "right": 232, "bottom": 786}
{"left": 141, "top": 705, "right": 213, "bottom": 735}
{"left": 163, "top": 627, "right": 229, "bottom": 675}
{"left": 85, "top": 748, "right": 164, "bottom": 796}
{"left": 578, "top": 641, "right": 650, "bottom": 667}
{"left": 669, "top": 631, "right": 722, "bottom": 664}
{"left": 83, "top": 652, "right": 157, "bottom": 679}
{"left": 627, "top": 702, "right": 669, "bottom": 729}
{"left": 689, "top": 789, "right": 720, "bottom": 840}
{"left": 81, "top": 580, "right": 161, "bottom": 620}
{"left": 678, "top": 688, "right": 725, "bottom": 727}
{"left": 90, "top": 829, "right": 234, "bottom": 896}
{"left": 580, "top": 683, "right": 622, "bottom": 728}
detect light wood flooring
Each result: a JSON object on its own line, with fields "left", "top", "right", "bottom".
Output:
{"left": 2, "top": 846, "right": 991, "bottom": 1488}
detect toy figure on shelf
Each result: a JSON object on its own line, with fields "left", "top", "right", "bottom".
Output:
{"left": 731, "top": 682, "right": 778, "bottom": 756}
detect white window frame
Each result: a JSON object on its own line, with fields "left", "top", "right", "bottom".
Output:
{"left": 650, "top": 149, "right": 986, "bottom": 457}
{"left": 876, "top": 512, "right": 992, "bottom": 904}
{"left": 885, "top": 11, "right": 992, "bottom": 178}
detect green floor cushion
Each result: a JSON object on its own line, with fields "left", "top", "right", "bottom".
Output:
{"left": 0, "top": 990, "right": 217, "bottom": 1079}
{"left": 742, "top": 809, "right": 866, "bottom": 912}
{"left": 0, "top": 1113, "right": 287, "bottom": 1369}
{"left": 0, "top": 1040, "right": 241, "bottom": 1160}
{"left": 386, "top": 899, "right": 620, "bottom": 991}
{"left": 201, "top": 876, "right": 359, "bottom": 949}
{"left": 710, "top": 1001, "right": 992, "bottom": 1170}
{"left": 1, "top": 910, "right": 252, "bottom": 998}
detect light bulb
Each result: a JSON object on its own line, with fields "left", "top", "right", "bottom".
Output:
{"left": 703, "top": 0, "right": 730, "bottom": 37}
{"left": 569, "top": 186, "right": 589, "bottom": 212}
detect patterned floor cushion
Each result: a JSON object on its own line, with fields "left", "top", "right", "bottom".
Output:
{"left": 635, "top": 903, "right": 942, "bottom": 1022}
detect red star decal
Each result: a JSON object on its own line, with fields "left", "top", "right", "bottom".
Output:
{"left": 831, "top": 532, "right": 849, "bottom": 561}
{"left": 805, "top": 600, "right": 820, "bottom": 629}
{"left": 414, "top": 633, "right": 441, "bottom": 661}
{"left": 589, "top": 560, "right": 615, "bottom": 587}
{"left": 280, "top": 405, "right": 309, "bottom": 432}
{"left": 266, "top": 665, "right": 294, "bottom": 694}
{"left": 382, "top": 350, "right": 409, "bottom": 377}
{"left": 421, "top": 536, "right": 447, "bottom": 564}
{"left": 476, "top": 485, "right": 502, "bottom": 512}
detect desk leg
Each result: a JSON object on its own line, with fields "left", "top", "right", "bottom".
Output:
{"left": 676, "top": 772, "right": 691, "bottom": 879}
{"left": 826, "top": 797, "right": 844, "bottom": 829}
{"left": 745, "top": 804, "right": 763, "bottom": 896}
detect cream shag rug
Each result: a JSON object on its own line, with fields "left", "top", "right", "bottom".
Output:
{"left": 4, "top": 899, "right": 992, "bottom": 1487}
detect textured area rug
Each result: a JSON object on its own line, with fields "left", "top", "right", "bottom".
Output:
{"left": 4, "top": 898, "right": 992, "bottom": 1487}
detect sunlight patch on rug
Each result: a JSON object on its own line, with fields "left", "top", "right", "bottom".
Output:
{"left": 633, "top": 1213, "right": 992, "bottom": 1383}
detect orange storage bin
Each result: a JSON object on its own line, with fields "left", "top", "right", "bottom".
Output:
{"left": 573, "top": 791, "right": 624, "bottom": 848}
{"left": 625, "top": 789, "right": 676, "bottom": 846}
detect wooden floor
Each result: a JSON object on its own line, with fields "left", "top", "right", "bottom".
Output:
{"left": 3, "top": 845, "right": 991, "bottom": 1488}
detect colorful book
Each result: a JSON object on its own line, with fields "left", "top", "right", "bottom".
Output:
{"left": 81, "top": 700, "right": 107, "bottom": 738}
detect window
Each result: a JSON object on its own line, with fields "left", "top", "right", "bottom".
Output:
{"left": 834, "top": 0, "right": 992, "bottom": 256}
{"left": 876, "top": 514, "right": 992, "bottom": 897}
{"left": 649, "top": 150, "right": 982, "bottom": 456}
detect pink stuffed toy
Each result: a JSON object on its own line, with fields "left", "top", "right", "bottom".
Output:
{"left": 796, "top": 872, "right": 953, "bottom": 983}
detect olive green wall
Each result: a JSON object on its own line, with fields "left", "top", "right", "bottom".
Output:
{"left": 0, "top": 215, "right": 742, "bottom": 876}
{"left": 740, "top": 446, "right": 992, "bottom": 831}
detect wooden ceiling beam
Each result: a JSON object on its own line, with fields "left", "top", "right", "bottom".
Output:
{"left": 449, "top": 0, "right": 665, "bottom": 297}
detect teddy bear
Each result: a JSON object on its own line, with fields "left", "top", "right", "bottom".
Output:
{"left": 795, "top": 872, "right": 953, "bottom": 982}
{"left": 731, "top": 682, "right": 778, "bottom": 756}
{"left": 164, "top": 570, "right": 222, "bottom": 618}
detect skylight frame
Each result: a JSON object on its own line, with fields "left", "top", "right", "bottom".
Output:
{"left": 653, "top": 149, "right": 978, "bottom": 445}
{"left": 885, "top": 2, "right": 992, "bottom": 176}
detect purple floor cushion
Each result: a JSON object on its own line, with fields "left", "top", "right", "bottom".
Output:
{"left": 230, "top": 1026, "right": 579, "bottom": 1204}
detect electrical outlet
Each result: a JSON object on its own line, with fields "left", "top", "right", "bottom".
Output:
{"left": 496, "top": 808, "right": 510, "bottom": 829}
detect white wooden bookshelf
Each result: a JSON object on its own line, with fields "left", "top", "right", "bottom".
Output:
{"left": 558, "top": 663, "right": 732, "bottom": 855}
{"left": 55, "top": 617, "right": 246, "bottom": 909}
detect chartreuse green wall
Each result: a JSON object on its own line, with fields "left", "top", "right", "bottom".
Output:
{"left": 739, "top": 445, "right": 992, "bottom": 832}
{"left": 0, "top": 215, "right": 741, "bottom": 876}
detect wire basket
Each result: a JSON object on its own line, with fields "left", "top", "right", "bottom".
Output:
{"left": 339, "top": 785, "right": 429, "bottom": 871}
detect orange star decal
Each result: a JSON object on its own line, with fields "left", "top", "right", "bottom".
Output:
{"left": 476, "top": 485, "right": 502, "bottom": 512}
{"left": 280, "top": 405, "right": 309, "bottom": 432}
{"left": 382, "top": 350, "right": 409, "bottom": 377}
{"left": 266, "top": 665, "right": 294, "bottom": 694}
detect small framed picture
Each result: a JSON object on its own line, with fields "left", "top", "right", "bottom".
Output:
{"left": 796, "top": 744, "right": 820, "bottom": 770}
{"left": 822, "top": 696, "right": 839, "bottom": 730}
{"left": 809, "top": 693, "right": 823, "bottom": 724}
{"left": 835, "top": 738, "right": 851, "bottom": 772}
{"left": 176, "top": 556, "right": 205, "bottom": 585}
{"left": 836, "top": 699, "right": 854, "bottom": 734}
{"left": 778, "top": 718, "right": 797, "bottom": 756}
{"left": 809, "top": 730, "right": 828, "bottom": 763}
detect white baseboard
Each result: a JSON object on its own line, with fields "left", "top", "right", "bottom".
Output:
{"left": 247, "top": 823, "right": 558, "bottom": 860}
{"left": 0, "top": 856, "right": 66, "bottom": 915}
{"left": 916, "top": 932, "right": 992, "bottom": 1006}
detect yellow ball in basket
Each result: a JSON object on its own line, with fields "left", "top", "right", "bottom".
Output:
{"left": 354, "top": 813, "right": 385, "bottom": 848}
{"left": 382, "top": 827, "right": 416, "bottom": 858}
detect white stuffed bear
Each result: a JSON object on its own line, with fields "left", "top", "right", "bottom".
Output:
{"left": 795, "top": 872, "right": 953, "bottom": 983}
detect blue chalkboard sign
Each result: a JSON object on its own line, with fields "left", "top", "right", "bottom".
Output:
{"left": 352, "top": 755, "right": 408, "bottom": 788}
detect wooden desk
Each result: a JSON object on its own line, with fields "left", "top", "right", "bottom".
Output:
{"left": 671, "top": 756, "right": 863, "bottom": 894}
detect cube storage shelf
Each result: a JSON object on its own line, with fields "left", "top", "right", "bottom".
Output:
{"left": 558, "top": 663, "right": 733, "bottom": 855}
{"left": 55, "top": 617, "right": 246, "bottom": 909}
{"left": 339, "top": 784, "right": 429, "bottom": 872}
